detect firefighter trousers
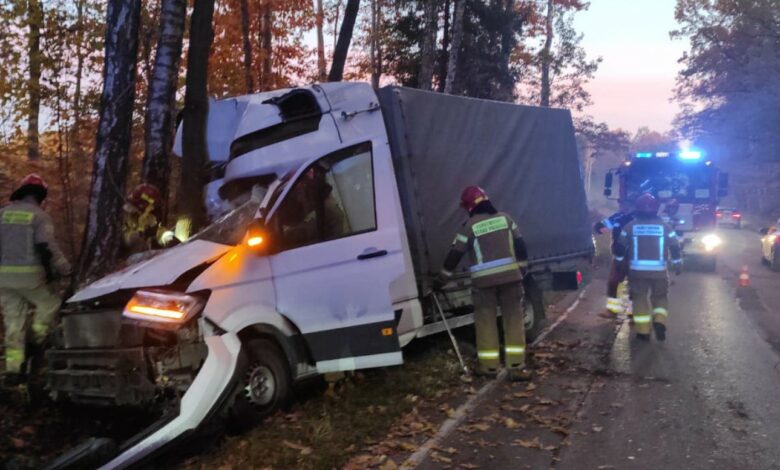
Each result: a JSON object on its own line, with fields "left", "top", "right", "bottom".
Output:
{"left": 628, "top": 276, "right": 669, "bottom": 335}
{"left": 472, "top": 283, "right": 526, "bottom": 372}
{"left": 0, "top": 285, "right": 61, "bottom": 374}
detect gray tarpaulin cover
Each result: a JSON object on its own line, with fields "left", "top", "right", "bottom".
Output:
{"left": 378, "top": 86, "right": 593, "bottom": 278}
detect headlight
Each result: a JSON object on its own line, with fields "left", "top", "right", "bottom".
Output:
{"left": 700, "top": 233, "right": 722, "bottom": 252}
{"left": 123, "top": 290, "right": 204, "bottom": 324}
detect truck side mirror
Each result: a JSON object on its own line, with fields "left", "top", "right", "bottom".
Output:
{"left": 603, "top": 188, "right": 612, "bottom": 197}
{"left": 718, "top": 172, "right": 729, "bottom": 197}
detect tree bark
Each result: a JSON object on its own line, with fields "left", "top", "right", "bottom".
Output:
{"left": 443, "top": 0, "right": 464, "bottom": 94}
{"left": 27, "top": 0, "right": 43, "bottom": 161}
{"left": 316, "top": 0, "right": 326, "bottom": 81}
{"left": 417, "top": 0, "right": 438, "bottom": 90}
{"left": 177, "top": 0, "right": 215, "bottom": 240}
{"left": 437, "top": 0, "right": 450, "bottom": 92}
{"left": 328, "top": 0, "right": 360, "bottom": 82}
{"left": 240, "top": 0, "right": 254, "bottom": 93}
{"left": 369, "top": 0, "right": 378, "bottom": 88}
{"left": 78, "top": 0, "right": 142, "bottom": 284}
{"left": 259, "top": 0, "right": 273, "bottom": 90}
{"left": 142, "top": 0, "right": 186, "bottom": 224}
{"left": 540, "top": 0, "right": 554, "bottom": 107}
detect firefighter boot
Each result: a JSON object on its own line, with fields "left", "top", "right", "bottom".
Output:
{"left": 508, "top": 367, "right": 533, "bottom": 382}
{"left": 653, "top": 322, "right": 667, "bottom": 341}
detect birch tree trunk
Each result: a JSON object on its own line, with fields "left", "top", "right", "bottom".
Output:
{"left": 539, "top": 0, "right": 554, "bottom": 107}
{"left": 27, "top": 0, "right": 43, "bottom": 160}
{"left": 328, "top": 0, "right": 360, "bottom": 82}
{"left": 417, "top": 0, "right": 438, "bottom": 90}
{"left": 142, "top": 0, "right": 186, "bottom": 223}
{"left": 316, "top": 0, "right": 326, "bottom": 81}
{"left": 240, "top": 0, "right": 254, "bottom": 92}
{"left": 443, "top": 0, "right": 464, "bottom": 94}
{"left": 78, "top": 0, "right": 142, "bottom": 284}
{"left": 437, "top": 0, "right": 450, "bottom": 92}
{"left": 177, "top": 0, "right": 215, "bottom": 239}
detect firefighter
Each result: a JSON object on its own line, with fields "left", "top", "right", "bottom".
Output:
{"left": 121, "top": 183, "right": 175, "bottom": 259}
{"left": 435, "top": 186, "right": 532, "bottom": 381}
{"left": 0, "top": 174, "right": 71, "bottom": 385}
{"left": 614, "top": 193, "right": 682, "bottom": 341}
{"left": 594, "top": 205, "right": 635, "bottom": 318}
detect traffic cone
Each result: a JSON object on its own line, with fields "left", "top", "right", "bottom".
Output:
{"left": 738, "top": 265, "right": 751, "bottom": 287}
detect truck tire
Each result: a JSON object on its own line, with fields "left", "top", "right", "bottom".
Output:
{"left": 523, "top": 280, "right": 545, "bottom": 341}
{"left": 227, "top": 338, "right": 291, "bottom": 432}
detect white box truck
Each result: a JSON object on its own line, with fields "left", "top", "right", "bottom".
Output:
{"left": 45, "top": 83, "right": 592, "bottom": 468}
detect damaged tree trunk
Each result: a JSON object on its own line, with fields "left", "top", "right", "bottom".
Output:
{"left": 78, "top": 0, "right": 142, "bottom": 284}
{"left": 316, "top": 0, "right": 327, "bottom": 81}
{"left": 176, "top": 0, "right": 215, "bottom": 240}
{"left": 240, "top": 0, "right": 254, "bottom": 92}
{"left": 539, "top": 0, "right": 554, "bottom": 107}
{"left": 142, "top": 0, "right": 187, "bottom": 223}
{"left": 417, "top": 0, "right": 437, "bottom": 90}
{"left": 27, "top": 0, "right": 43, "bottom": 160}
{"left": 443, "top": 0, "right": 464, "bottom": 94}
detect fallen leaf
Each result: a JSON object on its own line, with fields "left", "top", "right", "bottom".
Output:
{"left": 597, "top": 466, "right": 617, "bottom": 469}
{"left": 282, "top": 440, "right": 313, "bottom": 456}
{"left": 513, "top": 437, "right": 541, "bottom": 449}
{"left": 461, "top": 464, "right": 480, "bottom": 469}
{"left": 592, "top": 426, "right": 604, "bottom": 433}
{"left": 379, "top": 458, "right": 398, "bottom": 470}
{"left": 430, "top": 452, "right": 453, "bottom": 464}
{"left": 503, "top": 418, "right": 524, "bottom": 429}
{"left": 513, "top": 391, "right": 534, "bottom": 399}
{"left": 537, "top": 398, "right": 556, "bottom": 406}
{"left": 610, "top": 403, "right": 624, "bottom": 409}
{"left": 550, "top": 426, "right": 570, "bottom": 436}
{"left": 20, "top": 426, "right": 36, "bottom": 435}
{"left": 10, "top": 437, "right": 25, "bottom": 449}
{"left": 526, "top": 383, "right": 538, "bottom": 391}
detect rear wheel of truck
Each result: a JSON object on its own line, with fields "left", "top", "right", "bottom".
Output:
{"left": 524, "top": 281, "right": 545, "bottom": 341}
{"left": 227, "top": 338, "right": 291, "bottom": 432}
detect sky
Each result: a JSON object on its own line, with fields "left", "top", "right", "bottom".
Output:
{"left": 573, "top": 0, "right": 687, "bottom": 134}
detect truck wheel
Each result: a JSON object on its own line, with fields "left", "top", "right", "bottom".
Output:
{"left": 524, "top": 281, "right": 545, "bottom": 341}
{"left": 227, "top": 339, "right": 291, "bottom": 432}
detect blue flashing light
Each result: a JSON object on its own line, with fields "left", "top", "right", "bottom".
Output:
{"left": 679, "top": 150, "right": 702, "bottom": 160}
{"left": 655, "top": 152, "right": 670, "bottom": 157}
{"left": 635, "top": 152, "right": 653, "bottom": 158}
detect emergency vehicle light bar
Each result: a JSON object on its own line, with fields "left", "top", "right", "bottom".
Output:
{"left": 679, "top": 150, "right": 702, "bottom": 160}
{"left": 635, "top": 152, "right": 653, "bottom": 158}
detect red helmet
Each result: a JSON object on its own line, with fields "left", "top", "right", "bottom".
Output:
{"left": 460, "top": 186, "right": 489, "bottom": 212}
{"left": 635, "top": 193, "right": 659, "bottom": 214}
{"left": 10, "top": 173, "right": 48, "bottom": 202}
{"left": 126, "top": 183, "right": 161, "bottom": 212}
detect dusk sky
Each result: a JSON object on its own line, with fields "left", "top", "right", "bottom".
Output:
{"left": 574, "top": 0, "right": 686, "bottom": 134}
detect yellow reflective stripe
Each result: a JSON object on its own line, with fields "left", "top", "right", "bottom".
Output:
{"left": 474, "top": 239, "right": 484, "bottom": 265}
{"left": 505, "top": 346, "right": 526, "bottom": 354}
{"left": 633, "top": 315, "right": 652, "bottom": 324}
{"left": 653, "top": 308, "right": 669, "bottom": 317}
{"left": 5, "top": 348, "right": 24, "bottom": 371}
{"left": 1, "top": 211, "right": 34, "bottom": 225}
{"left": 472, "top": 217, "right": 509, "bottom": 237}
{"left": 454, "top": 234, "right": 469, "bottom": 244}
{"left": 478, "top": 350, "right": 500, "bottom": 359}
{"left": 31, "top": 322, "right": 48, "bottom": 336}
{"left": 517, "top": 260, "right": 528, "bottom": 268}
{"left": 0, "top": 265, "right": 42, "bottom": 273}
{"left": 471, "top": 261, "right": 520, "bottom": 278}
{"left": 441, "top": 270, "right": 453, "bottom": 277}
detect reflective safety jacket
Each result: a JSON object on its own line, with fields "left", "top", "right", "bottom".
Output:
{"left": 615, "top": 216, "right": 682, "bottom": 279}
{"left": 0, "top": 200, "right": 71, "bottom": 288}
{"left": 594, "top": 211, "right": 634, "bottom": 246}
{"left": 441, "top": 211, "right": 529, "bottom": 289}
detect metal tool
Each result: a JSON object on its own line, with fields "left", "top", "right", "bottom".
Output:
{"left": 430, "top": 291, "right": 469, "bottom": 375}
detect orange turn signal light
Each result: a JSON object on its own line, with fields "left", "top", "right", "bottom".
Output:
{"left": 381, "top": 327, "right": 394, "bottom": 337}
{"left": 247, "top": 235, "right": 264, "bottom": 247}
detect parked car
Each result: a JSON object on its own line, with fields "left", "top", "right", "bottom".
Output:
{"left": 760, "top": 225, "right": 780, "bottom": 271}
{"left": 716, "top": 207, "right": 742, "bottom": 229}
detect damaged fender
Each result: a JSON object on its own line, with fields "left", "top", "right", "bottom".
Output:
{"left": 99, "top": 332, "right": 242, "bottom": 469}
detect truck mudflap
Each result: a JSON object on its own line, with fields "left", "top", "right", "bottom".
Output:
{"left": 47, "top": 333, "right": 244, "bottom": 469}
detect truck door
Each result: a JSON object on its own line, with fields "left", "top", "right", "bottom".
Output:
{"left": 268, "top": 141, "right": 407, "bottom": 373}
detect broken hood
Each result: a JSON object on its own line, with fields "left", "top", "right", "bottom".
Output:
{"left": 69, "top": 240, "right": 232, "bottom": 303}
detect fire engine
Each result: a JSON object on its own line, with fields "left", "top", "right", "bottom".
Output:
{"left": 603, "top": 150, "right": 729, "bottom": 271}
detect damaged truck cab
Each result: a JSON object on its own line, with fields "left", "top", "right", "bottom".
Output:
{"left": 46, "top": 83, "right": 593, "bottom": 468}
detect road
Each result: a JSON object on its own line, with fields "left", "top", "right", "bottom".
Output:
{"left": 415, "top": 226, "right": 780, "bottom": 470}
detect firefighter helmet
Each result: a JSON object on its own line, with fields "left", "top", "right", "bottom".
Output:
{"left": 635, "top": 193, "right": 659, "bottom": 215}
{"left": 460, "top": 186, "right": 489, "bottom": 212}
{"left": 10, "top": 173, "right": 49, "bottom": 203}
{"left": 126, "top": 183, "right": 161, "bottom": 213}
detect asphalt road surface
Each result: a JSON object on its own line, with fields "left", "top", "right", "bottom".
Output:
{"left": 559, "top": 226, "right": 780, "bottom": 469}
{"left": 416, "top": 226, "right": 780, "bottom": 470}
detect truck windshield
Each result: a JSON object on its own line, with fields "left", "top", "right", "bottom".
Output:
{"left": 625, "top": 163, "right": 713, "bottom": 203}
{"left": 189, "top": 185, "right": 267, "bottom": 246}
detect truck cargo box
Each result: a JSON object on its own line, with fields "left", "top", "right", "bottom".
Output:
{"left": 378, "top": 86, "right": 593, "bottom": 278}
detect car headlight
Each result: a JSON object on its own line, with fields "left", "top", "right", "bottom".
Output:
{"left": 700, "top": 233, "right": 723, "bottom": 252}
{"left": 123, "top": 290, "right": 204, "bottom": 324}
